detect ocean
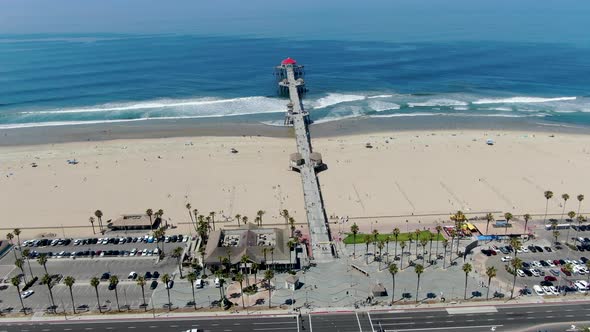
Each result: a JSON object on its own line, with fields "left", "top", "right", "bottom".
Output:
{"left": 1, "top": 1, "right": 590, "bottom": 134}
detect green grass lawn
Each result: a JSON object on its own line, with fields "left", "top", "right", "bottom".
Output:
{"left": 343, "top": 231, "right": 444, "bottom": 244}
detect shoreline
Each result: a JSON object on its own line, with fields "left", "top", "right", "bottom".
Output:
{"left": 1, "top": 116, "right": 589, "bottom": 147}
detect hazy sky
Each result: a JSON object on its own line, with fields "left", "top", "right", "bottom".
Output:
{"left": 1, "top": 0, "right": 589, "bottom": 44}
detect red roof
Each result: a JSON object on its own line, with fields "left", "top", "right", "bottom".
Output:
{"left": 281, "top": 57, "right": 297, "bottom": 65}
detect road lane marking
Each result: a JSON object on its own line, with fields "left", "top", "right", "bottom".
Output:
{"left": 356, "top": 312, "right": 362, "bottom": 332}
{"left": 253, "top": 322, "right": 296, "bottom": 325}
{"left": 387, "top": 324, "right": 504, "bottom": 331}
{"left": 253, "top": 328, "right": 295, "bottom": 331}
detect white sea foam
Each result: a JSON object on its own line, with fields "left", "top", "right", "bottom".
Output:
{"left": 370, "top": 113, "right": 443, "bottom": 118}
{"left": 472, "top": 96, "right": 577, "bottom": 104}
{"left": 367, "top": 94, "right": 394, "bottom": 99}
{"left": 453, "top": 106, "right": 469, "bottom": 111}
{"left": 408, "top": 99, "right": 468, "bottom": 107}
{"left": 0, "top": 118, "right": 148, "bottom": 130}
{"left": 367, "top": 100, "right": 400, "bottom": 112}
{"left": 312, "top": 93, "right": 366, "bottom": 109}
{"left": 19, "top": 96, "right": 286, "bottom": 116}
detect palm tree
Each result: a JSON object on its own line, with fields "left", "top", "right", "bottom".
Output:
{"left": 186, "top": 203, "right": 193, "bottom": 224}
{"left": 256, "top": 210, "right": 265, "bottom": 227}
{"left": 414, "top": 264, "right": 424, "bottom": 303}
{"left": 186, "top": 272, "right": 197, "bottom": 310}
{"left": 553, "top": 230, "right": 560, "bottom": 244}
{"left": 561, "top": 193, "right": 570, "bottom": 222}
{"left": 566, "top": 211, "right": 576, "bottom": 244}
{"left": 240, "top": 254, "right": 251, "bottom": 285}
{"left": 485, "top": 213, "right": 494, "bottom": 235}
{"left": 242, "top": 216, "right": 248, "bottom": 225}
{"left": 42, "top": 274, "right": 56, "bottom": 312}
{"left": 388, "top": 264, "right": 398, "bottom": 304}
{"left": 94, "top": 210, "right": 104, "bottom": 233}
{"left": 172, "top": 246, "right": 184, "bottom": 278}
{"left": 377, "top": 240, "right": 385, "bottom": 270}
{"left": 578, "top": 194, "right": 585, "bottom": 216}
{"left": 90, "top": 277, "right": 101, "bottom": 313}
{"left": 146, "top": 209, "right": 154, "bottom": 231}
{"left": 13, "top": 228, "right": 21, "bottom": 251}
{"left": 427, "top": 233, "right": 434, "bottom": 264}
{"left": 414, "top": 229, "right": 421, "bottom": 257}
{"left": 485, "top": 266, "right": 497, "bottom": 300}
{"left": 510, "top": 238, "right": 522, "bottom": 258}
{"left": 442, "top": 239, "right": 449, "bottom": 269}
{"left": 209, "top": 211, "right": 216, "bottom": 231}
{"left": 6, "top": 233, "right": 17, "bottom": 260}
{"left": 89, "top": 217, "right": 96, "bottom": 234}
{"left": 161, "top": 274, "right": 172, "bottom": 311}
{"left": 15, "top": 258, "right": 27, "bottom": 283}
{"left": 280, "top": 209, "right": 289, "bottom": 225}
{"left": 434, "top": 226, "right": 442, "bottom": 259}
{"left": 510, "top": 257, "right": 523, "bottom": 299}
{"left": 504, "top": 212, "right": 513, "bottom": 236}
{"left": 407, "top": 232, "right": 413, "bottom": 259}
{"left": 264, "top": 270, "right": 274, "bottom": 308}
{"left": 462, "top": 263, "right": 472, "bottom": 300}
{"left": 448, "top": 229, "right": 456, "bottom": 265}
{"left": 578, "top": 215, "right": 587, "bottom": 236}
{"left": 364, "top": 235, "right": 372, "bottom": 264}
{"left": 523, "top": 214, "right": 531, "bottom": 235}
{"left": 11, "top": 276, "right": 26, "bottom": 315}
{"left": 350, "top": 223, "right": 359, "bottom": 258}
{"left": 37, "top": 253, "right": 48, "bottom": 275}
{"left": 385, "top": 236, "right": 391, "bottom": 264}
{"left": 234, "top": 214, "right": 242, "bottom": 228}
{"left": 235, "top": 272, "right": 245, "bottom": 308}
{"left": 22, "top": 248, "right": 33, "bottom": 277}
{"left": 420, "top": 238, "right": 428, "bottom": 265}
{"left": 136, "top": 276, "right": 147, "bottom": 311}
{"left": 270, "top": 248, "right": 275, "bottom": 271}
{"left": 399, "top": 240, "right": 406, "bottom": 268}
{"left": 393, "top": 227, "right": 400, "bottom": 260}
{"left": 251, "top": 263, "right": 259, "bottom": 284}
{"left": 544, "top": 191, "right": 554, "bottom": 224}
{"left": 64, "top": 276, "right": 76, "bottom": 314}
{"left": 214, "top": 271, "right": 225, "bottom": 307}
{"left": 109, "top": 275, "right": 120, "bottom": 311}
{"left": 289, "top": 217, "right": 296, "bottom": 237}
{"left": 372, "top": 230, "right": 379, "bottom": 257}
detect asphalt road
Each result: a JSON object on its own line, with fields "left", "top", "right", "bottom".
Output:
{"left": 2, "top": 302, "right": 590, "bottom": 332}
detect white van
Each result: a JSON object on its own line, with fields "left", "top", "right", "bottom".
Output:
{"left": 194, "top": 279, "right": 204, "bottom": 289}
{"left": 533, "top": 285, "right": 544, "bottom": 296}
{"left": 214, "top": 277, "right": 221, "bottom": 288}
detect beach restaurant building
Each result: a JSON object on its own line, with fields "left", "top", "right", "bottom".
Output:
{"left": 108, "top": 214, "right": 160, "bottom": 231}
{"left": 202, "top": 224, "right": 297, "bottom": 270}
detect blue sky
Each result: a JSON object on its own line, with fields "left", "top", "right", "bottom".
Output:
{"left": 1, "top": 0, "right": 589, "bottom": 44}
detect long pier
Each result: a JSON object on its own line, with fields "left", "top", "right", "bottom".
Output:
{"left": 277, "top": 58, "right": 334, "bottom": 263}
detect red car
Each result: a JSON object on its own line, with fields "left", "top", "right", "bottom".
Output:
{"left": 561, "top": 267, "right": 572, "bottom": 276}
{"left": 544, "top": 276, "right": 557, "bottom": 282}
{"left": 553, "top": 259, "right": 561, "bottom": 266}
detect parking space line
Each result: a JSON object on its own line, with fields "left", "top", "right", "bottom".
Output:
{"left": 368, "top": 312, "right": 375, "bottom": 332}
{"left": 308, "top": 314, "right": 313, "bottom": 332}
{"left": 356, "top": 312, "right": 362, "bottom": 332}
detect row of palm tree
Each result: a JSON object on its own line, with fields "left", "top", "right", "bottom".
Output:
{"left": 387, "top": 262, "right": 498, "bottom": 304}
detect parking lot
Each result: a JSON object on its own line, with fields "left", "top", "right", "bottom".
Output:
{"left": 0, "top": 233, "right": 191, "bottom": 314}
{"left": 483, "top": 229, "right": 590, "bottom": 297}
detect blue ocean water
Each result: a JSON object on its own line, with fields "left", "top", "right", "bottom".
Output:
{"left": 1, "top": 29, "right": 590, "bottom": 129}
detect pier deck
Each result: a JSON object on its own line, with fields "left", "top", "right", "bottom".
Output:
{"left": 283, "top": 64, "right": 334, "bottom": 263}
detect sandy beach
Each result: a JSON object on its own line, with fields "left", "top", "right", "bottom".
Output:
{"left": 1, "top": 129, "right": 590, "bottom": 240}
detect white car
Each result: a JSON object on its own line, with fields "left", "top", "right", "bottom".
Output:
{"left": 521, "top": 247, "right": 529, "bottom": 253}
{"left": 501, "top": 256, "right": 512, "bottom": 262}
{"left": 128, "top": 272, "right": 137, "bottom": 279}
{"left": 153, "top": 248, "right": 160, "bottom": 256}
{"left": 103, "top": 237, "right": 110, "bottom": 245}
{"left": 533, "top": 285, "right": 544, "bottom": 295}
{"left": 531, "top": 269, "right": 541, "bottom": 277}
{"left": 142, "top": 249, "right": 148, "bottom": 256}
{"left": 214, "top": 277, "right": 221, "bottom": 288}
{"left": 194, "top": 279, "right": 204, "bottom": 288}
{"left": 549, "top": 286, "right": 559, "bottom": 295}
{"left": 516, "top": 269, "right": 525, "bottom": 277}
{"left": 532, "top": 261, "right": 542, "bottom": 268}
{"left": 575, "top": 280, "right": 589, "bottom": 292}
{"left": 547, "top": 261, "right": 556, "bottom": 268}
{"left": 130, "top": 248, "right": 137, "bottom": 256}
{"left": 74, "top": 239, "right": 81, "bottom": 246}
{"left": 21, "top": 290, "right": 34, "bottom": 299}
{"left": 516, "top": 248, "right": 524, "bottom": 253}
{"left": 183, "top": 236, "right": 189, "bottom": 243}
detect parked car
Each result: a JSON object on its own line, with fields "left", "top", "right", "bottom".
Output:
{"left": 561, "top": 267, "right": 572, "bottom": 276}
{"left": 501, "top": 256, "right": 512, "bottom": 262}
{"left": 150, "top": 281, "right": 158, "bottom": 290}
{"left": 128, "top": 272, "right": 137, "bottom": 280}
{"left": 544, "top": 276, "right": 557, "bottom": 282}
{"left": 533, "top": 285, "right": 544, "bottom": 295}
{"left": 100, "top": 273, "right": 110, "bottom": 280}
{"left": 21, "top": 290, "right": 34, "bottom": 299}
